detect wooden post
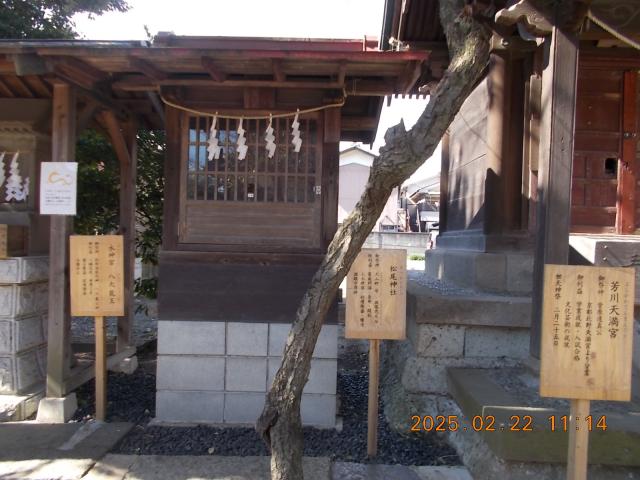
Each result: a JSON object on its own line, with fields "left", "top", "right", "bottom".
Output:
{"left": 46, "top": 83, "right": 75, "bottom": 398}
{"left": 530, "top": 16, "right": 579, "bottom": 358}
{"left": 95, "top": 315, "right": 107, "bottom": 421}
{"left": 616, "top": 71, "right": 637, "bottom": 234}
{"left": 567, "top": 399, "right": 590, "bottom": 480}
{"left": 102, "top": 111, "right": 137, "bottom": 351}
{"left": 118, "top": 121, "right": 137, "bottom": 351}
{"left": 367, "top": 338, "right": 380, "bottom": 458}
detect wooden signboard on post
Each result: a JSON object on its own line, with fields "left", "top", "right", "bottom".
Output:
{"left": 540, "top": 264, "right": 635, "bottom": 480}
{"left": 70, "top": 235, "right": 124, "bottom": 421}
{"left": 345, "top": 248, "right": 407, "bottom": 457}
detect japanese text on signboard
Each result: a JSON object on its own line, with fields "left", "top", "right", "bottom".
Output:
{"left": 70, "top": 235, "right": 124, "bottom": 317}
{"left": 540, "top": 265, "right": 634, "bottom": 401}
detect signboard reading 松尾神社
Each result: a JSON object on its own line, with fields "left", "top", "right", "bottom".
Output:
{"left": 345, "top": 248, "right": 407, "bottom": 340}
{"left": 540, "top": 264, "right": 635, "bottom": 401}
{"left": 70, "top": 235, "right": 124, "bottom": 317}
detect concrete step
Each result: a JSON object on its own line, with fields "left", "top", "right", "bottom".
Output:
{"left": 447, "top": 367, "right": 640, "bottom": 466}
{"left": 408, "top": 277, "right": 531, "bottom": 329}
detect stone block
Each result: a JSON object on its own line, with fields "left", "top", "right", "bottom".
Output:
{"left": 158, "top": 320, "right": 225, "bottom": 355}
{"left": 268, "top": 358, "right": 337, "bottom": 395}
{"left": 36, "top": 393, "right": 77, "bottom": 423}
{"left": 0, "top": 282, "right": 48, "bottom": 319}
{"left": 109, "top": 356, "right": 138, "bottom": 374}
{"left": 0, "top": 344, "right": 46, "bottom": 394}
{"left": 401, "top": 356, "right": 519, "bottom": 395}
{"left": 506, "top": 254, "right": 534, "bottom": 295}
{"left": 0, "top": 256, "right": 48, "bottom": 285}
{"left": 464, "top": 327, "right": 529, "bottom": 358}
{"left": 268, "top": 323, "right": 289, "bottom": 357}
{"left": 425, "top": 249, "right": 445, "bottom": 282}
{"left": 225, "top": 357, "right": 267, "bottom": 392}
{"left": 410, "top": 324, "right": 465, "bottom": 358}
{"left": 268, "top": 324, "right": 338, "bottom": 359}
{"left": 442, "top": 252, "right": 475, "bottom": 289}
{"left": 474, "top": 254, "right": 506, "bottom": 292}
{"left": 156, "top": 355, "right": 225, "bottom": 391}
{"left": 227, "top": 322, "right": 268, "bottom": 356}
{"left": 301, "top": 394, "right": 336, "bottom": 427}
{"left": 0, "top": 314, "right": 47, "bottom": 355}
{"left": 408, "top": 280, "right": 531, "bottom": 328}
{"left": 224, "top": 392, "right": 265, "bottom": 424}
{"left": 314, "top": 324, "right": 338, "bottom": 359}
{"left": 156, "top": 390, "right": 224, "bottom": 423}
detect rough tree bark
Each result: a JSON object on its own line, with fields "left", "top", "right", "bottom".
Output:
{"left": 256, "top": 1, "right": 492, "bottom": 478}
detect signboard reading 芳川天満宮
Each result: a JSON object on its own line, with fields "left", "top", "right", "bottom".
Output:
{"left": 345, "top": 248, "right": 406, "bottom": 340}
{"left": 70, "top": 235, "right": 124, "bottom": 317}
{"left": 540, "top": 264, "right": 635, "bottom": 401}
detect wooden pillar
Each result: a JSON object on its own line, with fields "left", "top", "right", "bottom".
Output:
{"left": 616, "top": 71, "right": 638, "bottom": 234}
{"left": 102, "top": 111, "right": 137, "bottom": 351}
{"left": 322, "top": 108, "right": 340, "bottom": 248}
{"left": 485, "top": 48, "right": 525, "bottom": 235}
{"left": 46, "top": 83, "right": 75, "bottom": 398}
{"left": 485, "top": 51, "right": 508, "bottom": 235}
{"left": 119, "top": 121, "right": 137, "bottom": 351}
{"left": 530, "top": 20, "right": 579, "bottom": 358}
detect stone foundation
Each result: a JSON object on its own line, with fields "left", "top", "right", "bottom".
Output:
{"left": 155, "top": 320, "right": 338, "bottom": 427}
{"left": 0, "top": 256, "right": 48, "bottom": 395}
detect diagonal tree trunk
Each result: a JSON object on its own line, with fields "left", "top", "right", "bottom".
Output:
{"left": 256, "top": 1, "right": 491, "bottom": 478}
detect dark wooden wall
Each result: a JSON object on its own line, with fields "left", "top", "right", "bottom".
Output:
{"left": 572, "top": 68, "right": 624, "bottom": 233}
{"left": 444, "top": 78, "right": 489, "bottom": 232}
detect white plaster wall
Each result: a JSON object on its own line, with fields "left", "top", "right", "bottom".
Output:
{"left": 338, "top": 161, "right": 399, "bottom": 231}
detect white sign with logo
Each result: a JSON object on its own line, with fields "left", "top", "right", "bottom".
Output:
{"left": 40, "top": 162, "right": 78, "bottom": 215}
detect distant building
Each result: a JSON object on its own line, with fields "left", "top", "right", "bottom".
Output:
{"left": 338, "top": 146, "right": 401, "bottom": 231}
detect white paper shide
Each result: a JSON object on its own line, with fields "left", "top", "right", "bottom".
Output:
{"left": 40, "top": 162, "right": 78, "bottom": 215}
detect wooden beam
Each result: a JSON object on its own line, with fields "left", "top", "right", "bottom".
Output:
{"left": 4, "top": 75, "right": 34, "bottom": 98}
{"left": 46, "top": 83, "right": 76, "bottom": 398}
{"left": 200, "top": 56, "right": 226, "bottom": 82}
{"left": 129, "top": 57, "right": 168, "bottom": 81}
{"left": 112, "top": 75, "right": 399, "bottom": 95}
{"left": 50, "top": 57, "right": 109, "bottom": 90}
{"left": 530, "top": 14, "right": 579, "bottom": 358}
{"left": 337, "top": 61, "right": 347, "bottom": 85}
{"left": 616, "top": 71, "right": 638, "bottom": 234}
{"left": 101, "top": 110, "right": 137, "bottom": 350}
{"left": 340, "top": 116, "right": 378, "bottom": 131}
{"left": 76, "top": 100, "right": 100, "bottom": 134}
{"left": 63, "top": 346, "right": 135, "bottom": 394}
{"left": 0, "top": 78, "right": 14, "bottom": 97}
{"left": 396, "top": 60, "right": 423, "bottom": 94}
{"left": 272, "top": 59, "right": 285, "bottom": 82}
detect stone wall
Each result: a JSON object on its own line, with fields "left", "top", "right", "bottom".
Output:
{"left": 155, "top": 321, "right": 338, "bottom": 427}
{"left": 0, "top": 256, "right": 49, "bottom": 394}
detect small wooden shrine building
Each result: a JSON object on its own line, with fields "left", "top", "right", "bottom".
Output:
{"left": 0, "top": 35, "right": 435, "bottom": 424}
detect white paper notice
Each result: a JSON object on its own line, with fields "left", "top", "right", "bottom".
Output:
{"left": 40, "top": 162, "right": 78, "bottom": 215}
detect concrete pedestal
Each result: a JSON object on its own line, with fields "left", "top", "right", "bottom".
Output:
{"left": 36, "top": 393, "right": 77, "bottom": 423}
{"left": 155, "top": 320, "right": 338, "bottom": 427}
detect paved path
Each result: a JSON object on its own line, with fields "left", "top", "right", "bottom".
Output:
{"left": 0, "top": 421, "right": 132, "bottom": 480}
{"left": 0, "top": 421, "right": 472, "bottom": 480}
{"left": 84, "top": 455, "right": 472, "bottom": 480}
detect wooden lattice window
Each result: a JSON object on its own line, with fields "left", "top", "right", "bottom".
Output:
{"left": 186, "top": 116, "right": 319, "bottom": 203}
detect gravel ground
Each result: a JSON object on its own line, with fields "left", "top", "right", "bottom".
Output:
{"left": 73, "top": 343, "right": 460, "bottom": 466}
{"left": 71, "top": 298, "right": 158, "bottom": 346}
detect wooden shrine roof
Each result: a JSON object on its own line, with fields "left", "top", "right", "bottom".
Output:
{"left": 0, "top": 34, "right": 440, "bottom": 142}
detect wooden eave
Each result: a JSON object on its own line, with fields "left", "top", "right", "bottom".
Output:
{"left": 0, "top": 35, "right": 436, "bottom": 142}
